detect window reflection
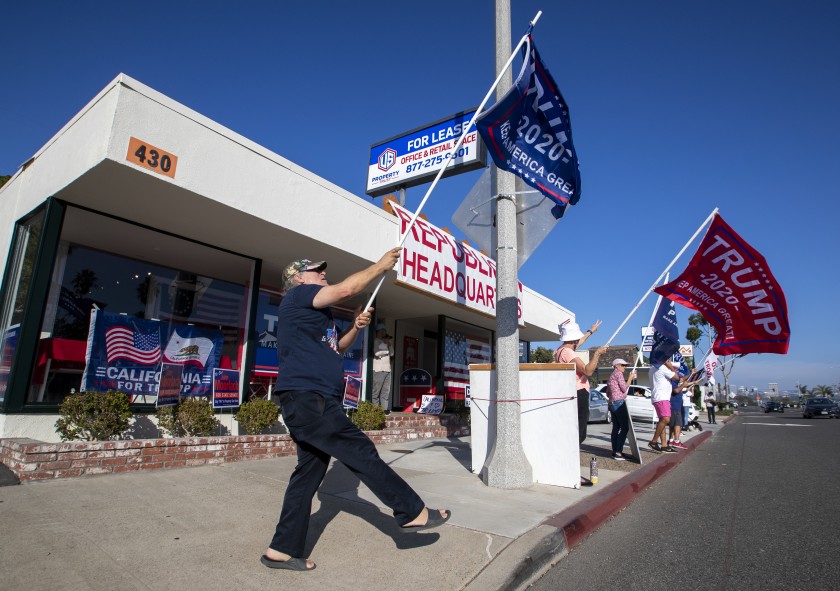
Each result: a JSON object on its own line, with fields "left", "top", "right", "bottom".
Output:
{"left": 29, "top": 208, "right": 251, "bottom": 404}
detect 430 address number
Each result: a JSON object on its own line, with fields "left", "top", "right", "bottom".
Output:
{"left": 126, "top": 137, "right": 178, "bottom": 178}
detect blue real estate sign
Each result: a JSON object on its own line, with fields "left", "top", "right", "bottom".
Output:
{"left": 366, "top": 109, "right": 486, "bottom": 197}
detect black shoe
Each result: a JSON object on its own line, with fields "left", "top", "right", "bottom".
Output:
{"left": 662, "top": 446, "right": 678, "bottom": 454}
{"left": 384, "top": 410, "right": 392, "bottom": 415}
{"left": 647, "top": 441, "right": 662, "bottom": 452}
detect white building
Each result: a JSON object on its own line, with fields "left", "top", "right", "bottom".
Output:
{"left": 0, "top": 74, "right": 574, "bottom": 441}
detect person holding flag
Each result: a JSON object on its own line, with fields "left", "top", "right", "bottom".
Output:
{"left": 263, "top": 248, "right": 450, "bottom": 572}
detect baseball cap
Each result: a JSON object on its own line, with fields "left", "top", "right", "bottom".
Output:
{"left": 282, "top": 259, "right": 327, "bottom": 291}
{"left": 612, "top": 358, "right": 630, "bottom": 367}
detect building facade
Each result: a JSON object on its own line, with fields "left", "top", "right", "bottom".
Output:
{"left": 0, "top": 74, "right": 573, "bottom": 442}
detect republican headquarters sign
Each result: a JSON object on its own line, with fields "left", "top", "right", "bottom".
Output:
{"left": 366, "top": 109, "right": 487, "bottom": 197}
{"left": 391, "top": 202, "right": 524, "bottom": 324}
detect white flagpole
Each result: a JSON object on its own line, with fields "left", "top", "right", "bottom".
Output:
{"left": 604, "top": 208, "right": 719, "bottom": 347}
{"left": 632, "top": 274, "right": 667, "bottom": 373}
{"left": 362, "top": 11, "right": 543, "bottom": 313}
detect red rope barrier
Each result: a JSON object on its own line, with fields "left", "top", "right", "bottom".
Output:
{"left": 469, "top": 396, "right": 576, "bottom": 403}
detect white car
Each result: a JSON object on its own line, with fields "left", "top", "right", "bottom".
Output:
{"left": 594, "top": 384, "right": 698, "bottom": 423}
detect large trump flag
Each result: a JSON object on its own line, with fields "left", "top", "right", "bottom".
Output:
{"left": 654, "top": 214, "right": 790, "bottom": 355}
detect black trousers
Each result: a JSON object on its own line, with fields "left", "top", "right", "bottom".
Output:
{"left": 577, "top": 388, "right": 590, "bottom": 444}
{"left": 610, "top": 402, "right": 630, "bottom": 454}
{"left": 270, "top": 391, "right": 424, "bottom": 557}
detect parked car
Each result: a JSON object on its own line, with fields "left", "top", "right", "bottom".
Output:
{"left": 588, "top": 389, "right": 611, "bottom": 423}
{"left": 802, "top": 397, "right": 837, "bottom": 419}
{"left": 764, "top": 400, "right": 784, "bottom": 413}
{"left": 593, "top": 384, "right": 698, "bottom": 423}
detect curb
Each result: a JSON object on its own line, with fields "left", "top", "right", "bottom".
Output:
{"left": 465, "top": 423, "right": 724, "bottom": 591}
{"left": 544, "top": 430, "right": 712, "bottom": 547}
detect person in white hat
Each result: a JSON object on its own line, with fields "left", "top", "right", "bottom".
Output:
{"left": 606, "top": 358, "right": 637, "bottom": 460}
{"left": 554, "top": 319, "right": 608, "bottom": 449}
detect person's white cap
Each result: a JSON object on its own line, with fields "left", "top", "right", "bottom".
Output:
{"left": 559, "top": 321, "right": 585, "bottom": 342}
{"left": 612, "top": 358, "right": 630, "bottom": 367}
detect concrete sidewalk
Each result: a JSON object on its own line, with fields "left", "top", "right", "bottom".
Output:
{"left": 0, "top": 417, "right": 729, "bottom": 591}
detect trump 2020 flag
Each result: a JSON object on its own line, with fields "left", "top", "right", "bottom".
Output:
{"left": 475, "top": 35, "right": 581, "bottom": 219}
{"left": 649, "top": 297, "right": 680, "bottom": 366}
{"left": 654, "top": 214, "right": 790, "bottom": 355}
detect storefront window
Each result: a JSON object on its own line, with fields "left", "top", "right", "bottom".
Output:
{"left": 249, "top": 288, "right": 368, "bottom": 402}
{"left": 27, "top": 207, "right": 253, "bottom": 404}
{"left": 441, "top": 318, "right": 492, "bottom": 401}
{"left": 0, "top": 207, "right": 46, "bottom": 406}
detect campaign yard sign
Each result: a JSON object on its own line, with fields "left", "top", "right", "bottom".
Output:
{"left": 343, "top": 376, "right": 362, "bottom": 409}
{"left": 212, "top": 369, "right": 240, "bottom": 408}
{"left": 417, "top": 394, "right": 444, "bottom": 415}
{"left": 156, "top": 363, "right": 183, "bottom": 407}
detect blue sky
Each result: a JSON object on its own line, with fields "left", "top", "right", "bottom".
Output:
{"left": 2, "top": 1, "right": 838, "bottom": 394}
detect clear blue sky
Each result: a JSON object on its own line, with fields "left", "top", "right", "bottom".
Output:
{"left": 2, "top": 1, "right": 838, "bottom": 394}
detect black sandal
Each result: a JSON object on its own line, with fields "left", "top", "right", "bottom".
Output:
{"left": 401, "top": 508, "right": 451, "bottom": 532}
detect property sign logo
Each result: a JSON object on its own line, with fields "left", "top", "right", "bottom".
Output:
{"left": 378, "top": 148, "right": 396, "bottom": 171}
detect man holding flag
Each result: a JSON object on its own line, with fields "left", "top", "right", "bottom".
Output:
{"left": 647, "top": 298, "right": 687, "bottom": 453}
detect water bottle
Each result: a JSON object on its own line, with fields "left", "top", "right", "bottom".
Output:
{"left": 589, "top": 456, "right": 599, "bottom": 484}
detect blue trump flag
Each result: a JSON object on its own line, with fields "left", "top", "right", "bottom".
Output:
{"left": 649, "top": 297, "right": 680, "bottom": 366}
{"left": 475, "top": 35, "right": 581, "bottom": 219}
{"left": 671, "top": 351, "right": 690, "bottom": 377}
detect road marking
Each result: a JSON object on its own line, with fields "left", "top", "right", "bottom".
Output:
{"left": 743, "top": 422, "right": 811, "bottom": 427}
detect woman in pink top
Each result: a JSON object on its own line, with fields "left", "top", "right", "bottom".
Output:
{"left": 607, "top": 359, "right": 636, "bottom": 460}
{"left": 554, "top": 320, "right": 607, "bottom": 445}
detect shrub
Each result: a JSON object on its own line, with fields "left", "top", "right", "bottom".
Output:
{"left": 177, "top": 397, "right": 219, "bottom": 436}
{"left": 155, "top": 405, "right": 180, "bottom": 437}
{"left": 235, "top": 399, "right": 280, "bottom": 434}
{"left": 55, "top": 390, "right": 132, "bottom": 441}
{"left": 155, "top": 397, "right": 219, "bottom": 437}
{"left": 350, "top": 401, "right": 386, "bottom": 431}
{"left": 446, "top": 400, "right": 471, "bottom": 425}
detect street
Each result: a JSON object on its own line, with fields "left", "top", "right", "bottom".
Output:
{"left": 529, "top": 407, "right": 840, "bottom": 590}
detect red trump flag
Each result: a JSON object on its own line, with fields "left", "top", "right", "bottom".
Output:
{"left": 654, "top": 214, "right": 790, "bottom": 355}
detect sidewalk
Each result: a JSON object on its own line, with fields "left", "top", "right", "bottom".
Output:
{"left": 0, "top": 416, "right": 729, "bottom": 591}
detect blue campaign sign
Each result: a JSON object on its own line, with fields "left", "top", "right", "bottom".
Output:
{"left": 366, "top": 108, "right": 486, "bottom": 197}
{"left": 213, "top": 369, "right": 240, "bottom": 408}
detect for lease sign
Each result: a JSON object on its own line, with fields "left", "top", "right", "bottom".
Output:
{"left": 366, "top": 109, "right": 486, "bottom": 197}
{"left": 391, "top": 203, "right": 524, "bottom": 323}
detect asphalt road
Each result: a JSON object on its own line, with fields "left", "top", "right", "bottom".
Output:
{"left": 529, "top": 407, "right": 840, "bottom": 591}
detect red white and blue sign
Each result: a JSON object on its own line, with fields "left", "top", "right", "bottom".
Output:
{"left": 82, "top": 310, "right": 162, "bottom": 396}
{"left": 399, "top": 368, "right": 433, "bottom": 403}
{"left": 343, "top": 376, "right": 362, "bottom": 409}
{"left": 156, "top": 363, "right": 183, "bottom": 407}
{"left": 212, "top": 368, "right": 240, "bottom": 408}
{"left": 366, "top": 109, "right": 486, "bottom": 197}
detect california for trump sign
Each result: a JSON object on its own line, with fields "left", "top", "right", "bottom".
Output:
{"left": 81, "top": 310, "right": 162, "bottom": 395}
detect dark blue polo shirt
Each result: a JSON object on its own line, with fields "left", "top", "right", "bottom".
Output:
{"left": 274, "top": 284, "right": 344, "bottom": 397}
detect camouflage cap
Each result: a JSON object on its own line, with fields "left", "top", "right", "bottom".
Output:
{"left": 282, "top": 259, "right": 327, "bottom": 291}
